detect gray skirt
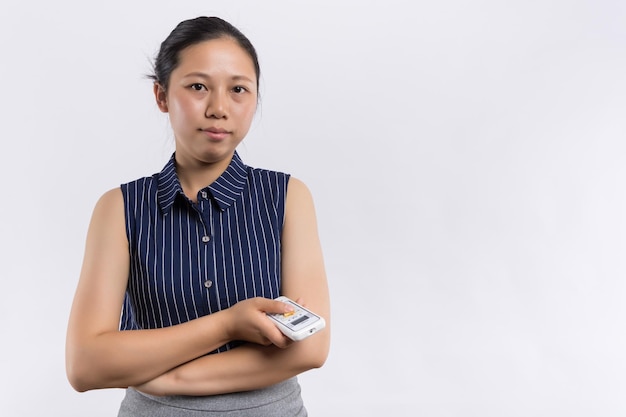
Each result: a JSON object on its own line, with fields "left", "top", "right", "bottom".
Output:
{"left": 117, "top": 377, "right": 307, "bottom": 417}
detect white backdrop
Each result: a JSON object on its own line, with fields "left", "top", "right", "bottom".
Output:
{"left": 1, "top": 0, "right": 625, "bottom": 416}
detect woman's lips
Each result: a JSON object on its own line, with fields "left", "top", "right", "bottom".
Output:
{"left": 201, "top": 127, "right": 230, "bottom": 140}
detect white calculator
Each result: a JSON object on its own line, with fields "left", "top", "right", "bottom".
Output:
{"left": 267, "top": 296, "right": 326, "bottom": 341}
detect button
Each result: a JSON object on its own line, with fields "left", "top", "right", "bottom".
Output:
{"left": 201, "top": 191, "right": 208, "bottom": 199}
{"left": 204, "top": 280, "right": 213, "bottom": 288}
{"left": 202, "top": 235, "right": 210, "bottom": 243}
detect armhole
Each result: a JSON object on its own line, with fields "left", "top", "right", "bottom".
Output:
{"left": 279, "top": 173, "right": 291, "bottom": 230}
{"left": 119, "top": 182, "right": 134, "bottom": 251}
{"left": 119, "top": 182, "right": 138, "bottom": 331}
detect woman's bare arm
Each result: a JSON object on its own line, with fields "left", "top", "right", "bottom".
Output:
{"left": 65, "top": 188, "right": 293, "bottom": 392}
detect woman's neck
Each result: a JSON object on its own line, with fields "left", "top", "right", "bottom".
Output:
{"left": 175, "top": 153, "right": 233, "bottom": 202}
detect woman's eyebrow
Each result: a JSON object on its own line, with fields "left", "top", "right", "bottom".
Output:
{"left": 182, "top": 72, "right": 254, "bottom": 83}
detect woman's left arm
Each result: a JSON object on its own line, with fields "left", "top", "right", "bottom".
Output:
{"left": 136, "top": 177, "right": 331, "bottom": 396}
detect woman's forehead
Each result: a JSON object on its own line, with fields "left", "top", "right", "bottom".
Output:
{"left": 175, "top": 38, "right": 256, "bottom": 78}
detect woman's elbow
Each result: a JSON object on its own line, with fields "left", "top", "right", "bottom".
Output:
{"left": 65, "top": 347, "right": 105, "bottom": 392}
{"left": 303, "top": 330, "right": 330, "bottom": 369}
{"left": 66, "top": 360, "right": 93, "bottom": 392}
{"left": 66, "top": 360, "right": 125, "bottom": 392}
{"left": 308, "top": 352, "right": 328, "bottom": 370}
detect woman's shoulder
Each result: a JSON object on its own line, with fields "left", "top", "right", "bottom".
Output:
{"left": 241, "top": 166, "right": 315, "bottom": 213}
{"left": 245, "top": 164, "right": 290, "bottom": 179}
{"left": 118, "top": 173, "right": 163, "bottom": 206}
{"left": 285, "top": 176, "right": 314, "bottom": 206}
{"left": 244, "top": 165, "right": 311, "bottom": 197}
{"left": 94, "top": 172, "right": 160, "bottom": 214}
{"left": 121, "top": 173, "right": 159, "bottom": 190}
{"left": 96, "top": 187, "right": 124, "bottom": 208}
{"left": 88, "top": 187, "right": 125, "bottom": 229}
{"left": 244, "top": 165, "right": 292, "bottom": 193}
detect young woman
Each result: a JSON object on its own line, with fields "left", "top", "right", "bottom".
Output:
{"left": 65, "top": 16, "right": 330, "bottom": 416}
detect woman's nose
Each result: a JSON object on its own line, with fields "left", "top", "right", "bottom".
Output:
{"left": 205, "top": 90, "right": 228, "bottom": 119}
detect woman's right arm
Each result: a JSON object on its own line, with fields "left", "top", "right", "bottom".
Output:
{"left": 65, "top": 188, "right": 292, "bottom": 392}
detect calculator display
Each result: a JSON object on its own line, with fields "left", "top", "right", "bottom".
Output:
{"left": 291, "top": 315, "right": 309, "bottom": 326}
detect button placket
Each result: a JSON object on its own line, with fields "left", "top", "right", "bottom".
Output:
{"left": 198, "top": 195, "right": 216, "bottom": 308}
{"left": 198, "top": 194, "right": 212, "bottom": 244}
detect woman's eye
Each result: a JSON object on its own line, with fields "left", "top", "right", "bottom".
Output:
{"left": 190, "top": 83, "right": 206, "bottom": 91}
{"left": 232, "top": 86, "right": 247, "bottom": 94}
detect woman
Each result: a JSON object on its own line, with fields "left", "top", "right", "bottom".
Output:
{"left": 65, "top": 16, "right": 330, "bottom": 416}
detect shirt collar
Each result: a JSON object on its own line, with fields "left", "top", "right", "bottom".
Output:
{"left": 157, "top": 151, "right": 248, "bottom": 214}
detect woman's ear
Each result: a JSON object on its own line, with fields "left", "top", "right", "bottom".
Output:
{"left": 153, "top": 83, "right": 168, "bottom": 112}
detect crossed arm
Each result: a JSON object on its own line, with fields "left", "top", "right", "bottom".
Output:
{"left": 65, "top": 177, "right": 330, "bottom": 395}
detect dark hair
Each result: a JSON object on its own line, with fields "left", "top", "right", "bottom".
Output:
{"left": 149, "top": 16, "right": 260, "bottom": 91}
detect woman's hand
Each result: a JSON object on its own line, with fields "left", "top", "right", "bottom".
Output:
{"left": 224, "top": 297, "right": 295, "bottom": 348}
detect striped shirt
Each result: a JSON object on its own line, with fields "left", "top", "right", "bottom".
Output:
{"left": 119, "top": 152, "right": 290, "bottom": 353}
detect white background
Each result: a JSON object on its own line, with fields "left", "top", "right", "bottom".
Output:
{"left": 1, "top": 0, "right": 625, "bottom": 416}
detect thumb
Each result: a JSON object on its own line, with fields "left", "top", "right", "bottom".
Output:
{"left": 265, "top": 298, "right": 295, "bottom": 315}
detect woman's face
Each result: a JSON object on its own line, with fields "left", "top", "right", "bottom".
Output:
{"left": 155, "top": 37, "right": 258, "bottom": 166}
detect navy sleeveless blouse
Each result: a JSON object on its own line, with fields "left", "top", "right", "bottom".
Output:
{"left": 119, "top": 152, "right": 289, "bottom": 353}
